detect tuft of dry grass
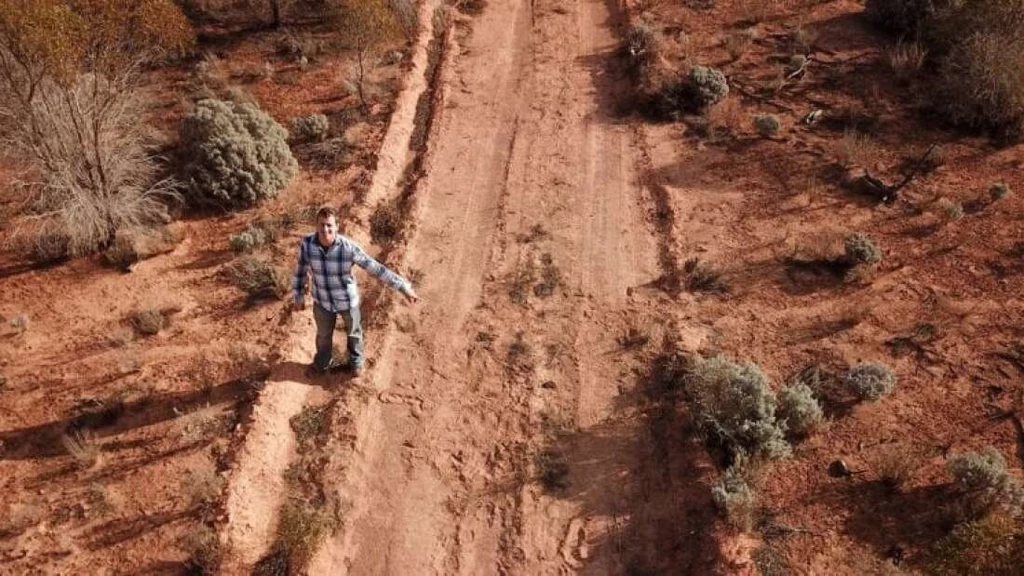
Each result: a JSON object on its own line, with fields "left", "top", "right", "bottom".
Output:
{"left": 533, "top": 253, "right": 563, "bottom": 297}
{"left": 887, "top": 40, "right": 927, "bottom": 80}
{"left": 370, "top": 199, "right": 404, "bottom": 245}
{"left": 275, "top": 499, "right": 336, "bottom": 569}
{"left": 61, "top": 429, "right": 101, "bottom": 469}
{"left": 180, "top": 525, "right": 222, "bottom": 575}
{"left": 290, "top": 404, "right": 330, "bottom": 451}
{"left": 684, "top": 257, "right": 728, "bottom": 293}
{"left": 869, "top": 442, "right": 919, "bottom": 489}
{"left": 837, "top": 128, "right": 874, "bottom": 169}
{"left": 724, "top": 30, "right": 755, "bottom": 61}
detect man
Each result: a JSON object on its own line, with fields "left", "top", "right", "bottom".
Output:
{"left": 292, "top": 206, "right": 418, "bottom": 376}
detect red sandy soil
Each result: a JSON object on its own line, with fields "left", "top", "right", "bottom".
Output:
{"left": 0, "top": 16, "right": 402, "bottom": 573}
{"left": 4, "top": 0, "right": 1024, "bottom": 574}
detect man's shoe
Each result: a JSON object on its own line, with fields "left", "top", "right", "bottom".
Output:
{"left": 335, "top": 362, "right": 364, "bottom": 376}
{"left": 307, "top": 359, "right": 341, "bottom": 377}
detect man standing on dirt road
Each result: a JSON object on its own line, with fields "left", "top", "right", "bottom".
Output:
{"left": 291, "top": 206, "right": 419, "bottom": 376}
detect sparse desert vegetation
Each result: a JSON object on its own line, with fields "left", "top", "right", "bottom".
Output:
{"left": 2, "top": 0, "right": 1023, "bottom": 573}
{"left": 0, "top": 0, "right": 414, "bottom": 571}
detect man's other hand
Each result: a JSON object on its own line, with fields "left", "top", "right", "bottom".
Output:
{"left": 403, "top": 286, "right": 420, "bottom": 304}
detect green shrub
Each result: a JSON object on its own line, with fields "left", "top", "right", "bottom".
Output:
{"left": 229, "top": 223, "right": 273, "bottom": 254}
{"left": 948, "top": 447, "right": 1024, "bottom": 516}
{"left": 844, "top": 362, "right": 897, "bottom": 401}
{"left": 687, "top": 355, "right": 791, "bottom": 460}
{"left": 753, "top": 114, "right": 781, "bottom": 137}
{"left": 990, "top": 183, "right": 1010, "bottom": 200}
{"left": 777, "top": 382, "right": 824, "bottom": 438}
{"left": 686, "top": 65, "right": 729, "bottom": 110}
{"left": 941, "top": 199, "right": 964, "bottom": 220}
{"left": 181, "top": 99, "right": 298, "bottom": 208}
{"left": 289, "top": 113, "right": 330, "bottom": 142}
{"left": 711, "top": 465, "right": 755, "bottom": 530}
{"left": 844, "top": 233, "right": 882, "bottom": 265}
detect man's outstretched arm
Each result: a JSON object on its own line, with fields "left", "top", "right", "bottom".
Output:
{"left": 351, "top": 243, "right": 419, "bottom": 303}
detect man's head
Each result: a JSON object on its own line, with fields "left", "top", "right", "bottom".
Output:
{"left": 315, "top": 206, "right": 339, "bottom": 246}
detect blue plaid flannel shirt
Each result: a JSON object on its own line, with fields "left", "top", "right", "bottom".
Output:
{"left": 292, "top": 233, "right": 409, "bottom": 312}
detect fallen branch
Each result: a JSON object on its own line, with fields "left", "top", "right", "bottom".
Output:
{"left": 853, "top": 143, "right": 938, "bottom": 203}
{"left": 728, "top": 78, "right": 794, "bottom": 113}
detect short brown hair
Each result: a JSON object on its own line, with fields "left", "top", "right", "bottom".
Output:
{"left": 316, "top": 206, "right": 338, "bottom": 222}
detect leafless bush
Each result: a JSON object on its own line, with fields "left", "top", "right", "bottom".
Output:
{"left": 935, "top": 31, "right": 1024, "bottom": 140}
{"left": 0, "top": 68, "right": 179, "bottom": 256}
{"left": 184, "top": 458, "right": 225, "bottom": 518}
{"left": 7, "top": 314, "right": 29, "bottom": 335}
{"left": 101, "top": 226, "right": 182, "bottom": 271}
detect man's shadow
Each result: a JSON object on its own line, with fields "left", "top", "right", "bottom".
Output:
{"left": 275, "top": 360, "right": 361, "bottom": 390}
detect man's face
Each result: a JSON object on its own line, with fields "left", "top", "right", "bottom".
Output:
{"left": 317, "top": 215, "right": 338, "bottom": 246}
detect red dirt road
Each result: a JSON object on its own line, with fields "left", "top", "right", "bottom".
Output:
{"left": 309, "top": 0, "right": 665, "bottom": 572}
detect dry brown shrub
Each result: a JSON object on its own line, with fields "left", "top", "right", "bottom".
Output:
{"left": 935, "top": 31, "right": 1024, "bottom": 139}
{"left": 887, "top": 39, "right": 928, "bottom": 80}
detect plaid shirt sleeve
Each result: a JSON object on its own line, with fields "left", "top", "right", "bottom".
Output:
{"left": 291, "top": 237, "right": 310, "bottom": 304}
{"left": 351, "top": 242, "right": 409, "bottom": 294}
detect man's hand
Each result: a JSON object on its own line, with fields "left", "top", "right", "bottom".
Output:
{"left": 403, "top": 286, "right": 420, "bottom": 304}
{"left": 291, "top": 300, "right": 306, "bottom": 312}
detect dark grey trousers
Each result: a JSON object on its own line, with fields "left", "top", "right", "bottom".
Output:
{"left": 312, "top": 302, "right": 363, "bottom": 371}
